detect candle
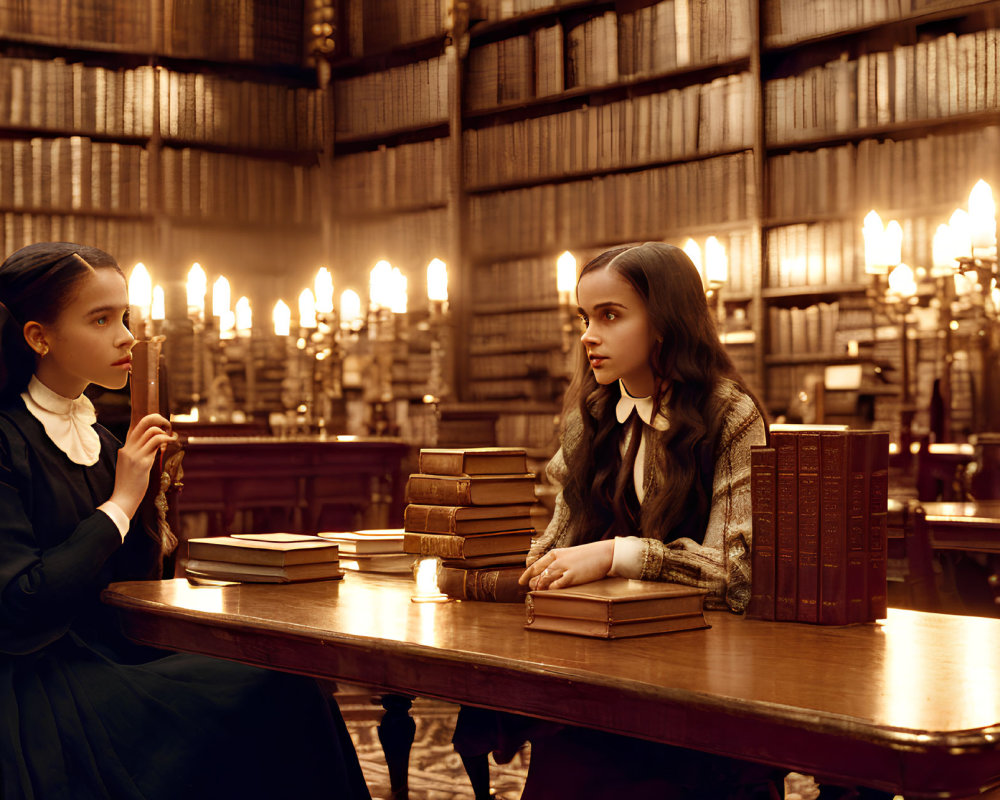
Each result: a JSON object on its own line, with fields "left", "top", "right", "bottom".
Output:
{"left": 931, "top": 223, "right": 958, "bottom": 277}
{"left": 427, "top": 258, "right": 448, "bottom": 304}
{"left": 186, "top": 262, "right": 206, "bottom": 321}
{"left": 556, "top": 251, "right": 577, "bottom": 305}
{"left": 389, "top": 267, "right": 408, "bottom": 314}
{"left": 212, "top": 276, "right": 231, "bottom": 319}
{"left": 705, "top": 236, "right": 728, "bottom": 285}
{"left": 315, "top": 267, "right": 334, "bottom": 314}
{"left": 273, "top": 300, "right": 291, "bottom": 336}
{"left": 128, "top": 262, "right": 152, "bottom": 337}
{"left": 883, "top": 220, "right": 903, "bottom": 269}
{"left": 299, "top": 288, "right": 317, "bottom": 330}
{"left": 949, "top": 209, "right": 973, "bottom": 259}
{"left": 340, "top": 289, "right": 362, "bottom": 331}
{"left": 968, "top": 179, "right": 996, "bottom": 250}
{"left": 862, "top": 211, "right": 886, "bottom": 275}
{"left": 370, "top": 260, "right": 393, "bottom": 310}
{"left": 235, "top": 296, "right": 252, "bottom": 337}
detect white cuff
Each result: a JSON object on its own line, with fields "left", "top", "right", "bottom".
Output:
{"left": 609, "top": 536, "right": 644, "bottom": 579}
{"left": 98, "top": 501, "right": 131, "bottom": 541}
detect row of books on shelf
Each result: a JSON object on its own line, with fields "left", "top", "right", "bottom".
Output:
{"left": 469, "top": 349, "right": 566, "bottom": 382}
{"left": 748, "top": 429, "right": 889, "bottom": 625}
{"left": 330, "top": 207, "right": 450, "bottom": 276}
{"left": 0, "top": 57, "right": 323, "bottom": 150}
{"left": 471, "top": 309, "right": 562, "bottom": 352}
{"left": 0, "top": 138, "right": 148, "bottom": 214}
{"left": 765, "top": 28, "right": 1000, "bottom": 143}
{"left": 464, "top": 72, "right": 753, "bottom": 187}
{"left": 468, "top": 151, "right": 754, "bottom": 260}
{"left": 403, "top": 447, "right": 538, "bottom": 602}
{"left": 470, "top": 377, "right": 550, "bottom": 401}
{"left": 157, "top": 71, "right": 325, "bottom": 151}
{"left": 161, "top": 148, "right": 317, "bottom": 225}
{"left": 768, "top": 302, "right": 840, "bottom": 357}
{"left": 334, "top": 55, "right": 449, "bottom": 138}
{"left": 765, "top": 221, "right": 863, "bottom": 289}
{"left": 341, "top": 0, "right": 445, "bottom": 57}
{"left": 0, "top": 212, "right": 153, "bottom": 268}
{"left": 331, "top": 138, "right": 448, "bottom": 213}
{"left": 764, "top": 0, "right": 961, "bottom": 47}
{"left": 473, "top": 256, "right": 562, "bottom": 306}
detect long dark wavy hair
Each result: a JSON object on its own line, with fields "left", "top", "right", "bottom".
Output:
{"left": 0, "top": 242, "right": 122, "bottom": 402}
{"left": 560, "top": 242, "right": 767, "bottom": 545}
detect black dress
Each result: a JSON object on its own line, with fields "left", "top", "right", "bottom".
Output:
{"left": 0, "top": 400, "right": 371, "bottom": 800}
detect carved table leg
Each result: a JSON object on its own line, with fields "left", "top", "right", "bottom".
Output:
{"left": 377, "top": 693, "right": 415, "bottom": 800}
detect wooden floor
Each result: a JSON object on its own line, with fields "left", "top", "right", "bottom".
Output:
{"left": 336, "top": 685, "right": 531, "bottom": 800}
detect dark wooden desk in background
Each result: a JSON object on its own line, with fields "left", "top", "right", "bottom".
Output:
{"left": 103, "top": 575, "right": 1000, "bottom": 799}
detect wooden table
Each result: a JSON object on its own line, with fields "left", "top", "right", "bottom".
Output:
{"left": 103, "top": 574, "right": 1000, "bottom": 799}
{"left": 917, "top": 501, "right": 1000, "bottom": 552}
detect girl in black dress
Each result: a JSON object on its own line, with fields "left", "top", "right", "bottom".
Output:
{"left": 0, "top": 242, "right": 371, "bottom": 799}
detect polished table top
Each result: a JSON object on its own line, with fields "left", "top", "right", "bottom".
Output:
{"left": 103, "top": 575, "right": 1000, "bottom": 798}
{"left": 919, "top": 500, "right": 1000, "bottom": 523}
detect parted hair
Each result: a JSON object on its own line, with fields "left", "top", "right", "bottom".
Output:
{"left": 0, "top": 242, "right": 121, "bottom": 401}
{"left": 560, "top": 241, "right": 767, "bottom": 545}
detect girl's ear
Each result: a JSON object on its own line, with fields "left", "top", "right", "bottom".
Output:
{"left": 22, "top": 321, "right": 49, "bottom": 356}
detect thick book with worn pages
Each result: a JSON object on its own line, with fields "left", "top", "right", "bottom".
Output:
{"left": 524, "top": 612, "right": 708, "bottom": 639}
{"left": 185, "top": 558, "right": 344, "bottom": 583}
{"left": 441, "top": 551, "right": 528, "bottom": 569}
{"left": 405, "top": 473, "right": 537, "bottom": 506}
{"left": 403, "top": 530, "right": 533, "bottom": 559}
{"left": 318, "top": 529, "right": 405, "bottom": 555}
{"left": 404, "top": 503, "right": 535, "bottom": 535}
{"left": 437, "top": 564, "right": 527, "bottom": 602}
{"left": 187, "top": 534, "right": 339, "bottom": 567}
{"left": 526, "top": 578, "right": 708, "bottom": 623}
{"left": 417, "top": 447, "right": 528, "bottom": 476}
{"left": 748, "top": 446, "right": 776, "bottom": 620}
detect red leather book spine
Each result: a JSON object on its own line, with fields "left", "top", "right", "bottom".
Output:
{"left": 846, "top": 431, "right": 871, "bottom": 624}
{"left": 796, "top": 433, "right": 821, "bottom": 623}
{"left": 773, "top": 432, "right": 798, "bottom": 622}
{"left": 868, "top": 431, "right": 890, "bottom": 619}
{"left": 819, "top": 432, "right": 849, "bottom": 625}
{"left": 748, "top": 445, "right": 776, "bottom": 620}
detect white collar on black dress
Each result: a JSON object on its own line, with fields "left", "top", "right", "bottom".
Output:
{"left": 21, "top": 376, "right": 101, "bottom": 466}
{"left": 614, "top": 380, "right": 669, "bottom": 431}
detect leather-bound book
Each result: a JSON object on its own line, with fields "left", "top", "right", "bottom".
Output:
{"left": 405, "top": 473, "right": 537, "bottom": 506}
{"left": 441, "top": 552, "right": 528, "bottom": 568}
{"left": 317, "top": 529, "right": 404, "bottom": 555}
{"left": 846, "top": 432, "right": 872, "bottom": 624}
{"left": 404, "top": 503, "right": 535, "bottom": 535}
{"left": 525, "top": 578, "right": 709, "bottom": 639}
{"left": 185, "top": 559, "right": 344, "bottom": 584}
{"left": 868, "top": 431, "right": 890, "bottom": 620}
{"left": 187, "top": 533, "right": 340, "bottom": 566}
{"left": 748, "top": 445, "right": 776, "bottom": 620}
{"left": 402, "top": 530, "right": 534, "bottom": 559}
{"left": 437, "top": 564, "right": 527, "bottom": 602}
{"left": 417, "top": 447, "right": 529, "bottom": 476}
{"left": 772, "top": 431, "right": 799, "bottom": 621}
{"left": 796, "top": 432, "right": 821, "bottom": 623}
{"left": 819, "top": 432, "right": 849, "bottom": 625}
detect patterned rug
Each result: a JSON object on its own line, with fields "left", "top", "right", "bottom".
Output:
{"left": 337, "top": 685, "right": 530, "bottom": 800}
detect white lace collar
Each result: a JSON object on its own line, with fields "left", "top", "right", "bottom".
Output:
{"left": 615, "top": 379, "right": 669, "bottom": 431}
{"left": 21, "top": 376, "right": 101, "bottom": 466}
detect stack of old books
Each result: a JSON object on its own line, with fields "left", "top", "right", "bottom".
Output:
{"left": 746, "top": 428, "right": 890, "bottom": 625}
{"left": 318, "top": 529, "right": 412, "bottom": 573}
{"left": 525, "top": 578, "right": 709, "bottom": 638}
{"left": 403, "top": 447, "right": 537, "bottom": 601}
{"left": 185, "top": 532, "right": 343, "bottom": 584}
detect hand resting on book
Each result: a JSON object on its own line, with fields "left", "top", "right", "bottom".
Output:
{"left": 521, "top": 540, "right": 615, "bottom": 590}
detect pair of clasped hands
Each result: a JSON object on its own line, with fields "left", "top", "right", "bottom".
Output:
{"left": 519, "top": 538, "right": 616, "bottom": 591}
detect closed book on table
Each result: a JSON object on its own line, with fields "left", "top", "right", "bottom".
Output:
{"left": 405, "top": 473, "right": 537, "bottom": 506}
{"left": 188, "top": 534, "right": 340, "bottom": 566}
{"left": 525, "top": 612, "right": 708, "bottom": 639}
{"left": 339, "top": 553, "right": 414, "bottom": 573}
{"left": 772, "top": 431, "right": 799, "bottom": 621}
{"left": 796, "top": 433, "right": 821, "bottom": 623}
{"left": 748, "top": 446, "right": 776, "bottom": 620}
{"left": 526, "top": 578, "right": 708, "bottom": 623}
{"left": 318, "top": 529, "right": 405, "bottom": 555}
{"left": 185, "top": 558, "right": 344, "bottom": 583}
{"left": 440, "top": 551, "right": 528, "bottom": 569}
{"left": 404, "top": 503, "right": 535, "bottom": 535}
{"left": 417, "top": 447, "right": 528, "bottom": 476}
{"left": 437, "top": 564, "right": 527, "bottom": 602}
{"left": 819, "top": 432, "right": 849, "bottom": 625}
{"left": 403, "top": 530, "right": 534, "bottom": 559}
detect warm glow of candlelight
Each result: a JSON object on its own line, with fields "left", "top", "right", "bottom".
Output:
{"left": 705, "top": 236, "right": 728, "bottom": 284}
{"left": 969, "top": 179, "right": 997, "bottom": 249}
{"left": 863, "top": 210, "right": 886, "bottom": 275}
{"left": 931, "top": 223, "right": 958, "bottom": 276}
{"left": 212, "top": 276, "right": 231, "bottom": 318}
{"left": 390, "top": 267, "right": 408, "bottom": 314}
{"left": 314, "top": 267, "right": 334, "bottom": 314}
{"left": 883, "top": 220, "right": 903, "bottom": 269}
{"left": 273, "top": 300, "right": 291, "bottom": 336}
{"left": 219, "top": 309, "right": 236, "bottom": 338}
{"left": 888, "top": 263, "right": 917, "bottom": 298}
{"left": 128, "top": 262, "right": 152, "bottom": 311}
{"left": 682, "top": 238, "right": 703, "bottom": 280}
{"left": 556, "top": 251, "right": 577, "bottom": 296}
{"left": 340, "top": 289, "right": 362, "bottom": 327}
{"left": 950, "top": 209, "right": 973, "bottom": 258}
{"left": 186, "top": 262, "right": 206, "bottom": 317}
{"left": 427, "top": 258, "right": 448, "bottom": 302}
{"left": 151, "top": 285, "right": 165, "bottom": 320}
{"left": 235, "top": 296, "right": 252, "bottom": 334}
{"left": 370, "top": 260, "right": 393, "bottom": 309}
{"left": 299, "top": 288, "right": 317, "bottom": 329}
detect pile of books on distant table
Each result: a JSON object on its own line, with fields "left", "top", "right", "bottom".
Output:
{"left": 185, "top": 532, "right": 343, "bottom": 584}
{"left": 525, "top": 578, "right": 709, "bottom": 638}
{"left": 403, "top": 447, "right": 537, "bottom": 602}
{"left": 318, "top": 529, "right": 412, "bottom": 573}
